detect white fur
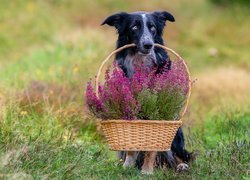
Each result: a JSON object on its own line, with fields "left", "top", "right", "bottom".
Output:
{"left": 141, "top": 14, "right": 152, "bottom": 44}
{"left": 123, "top": 152, "right": 138, "bottom": 168}
{"left": 122, "top": 52, "right": 156, "bottom": 78}
{"left": 177, "top": 163, "right": 189, "bottom": 171}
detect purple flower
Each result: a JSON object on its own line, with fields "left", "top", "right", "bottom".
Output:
{"left": 85, "top": 81, "right": 104, "bottom": 115}
{"left": 85, "top": 59, "right": 189, "bottom": 120}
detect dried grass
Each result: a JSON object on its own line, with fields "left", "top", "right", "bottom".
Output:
{"left": 193, "top": 67, "right": 250, "bottom": 106}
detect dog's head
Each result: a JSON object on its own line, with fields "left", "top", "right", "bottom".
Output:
{"left": 101, "top": 11, "right": 175, "bottom": 54}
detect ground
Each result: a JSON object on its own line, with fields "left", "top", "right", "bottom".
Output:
{"left": 0, "top": 0, "right": 249, "bottom": 179}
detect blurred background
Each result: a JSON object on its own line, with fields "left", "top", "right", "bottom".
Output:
{"left": 0, "top": 0, "right": 249, "bottom": 179}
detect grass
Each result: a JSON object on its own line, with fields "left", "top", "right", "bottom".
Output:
{"left": 0, "top": 0, "right": 249, "bottom": 179}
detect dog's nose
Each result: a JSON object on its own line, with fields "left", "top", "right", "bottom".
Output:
{"left": 143, "top": 42, "right": 153, "bottom": 50}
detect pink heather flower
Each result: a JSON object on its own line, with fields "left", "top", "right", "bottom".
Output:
{"left": 85, "top": 60, "right": 189, "bottom": 120}
{"left": 85, "top": 81, "right": 104, "bottom": 116}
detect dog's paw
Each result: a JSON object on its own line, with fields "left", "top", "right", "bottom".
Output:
{"left": 177, "top": 163, "right": 189, "bottom": 172}
{"left": 122, "top": 157, "right": 135, "bottom": 168}
{"left": 141, "top": 168, "right": 154, "bottom": 175}
{"left": 122, "top": 161, "right": 134, "bottom": 168}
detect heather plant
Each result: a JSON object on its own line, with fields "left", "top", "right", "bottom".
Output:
{"left": 85, "top": 59, "right": 189, "bottom": 120}
{"left": 137, "top": 90, "right": 159, "bottom": 119}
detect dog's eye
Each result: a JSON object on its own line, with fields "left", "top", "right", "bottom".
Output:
{"left": 150, "top": 26, "right": 156, "bottom": 32}
{"left": 132, "top": 25, "right": 138, "bottom": 31}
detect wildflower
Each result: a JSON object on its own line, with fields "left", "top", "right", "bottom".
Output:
{"left": 85, "top": 81, "right": 103, "bottom": 113}
{"left": 20, "top": 111, "right": 28, "bottom": 116}
{"left": 85, "top": 61, "right": 189, "bottom": 120}
{"left": 73, "top": 65, "right": 79, "bottom": 73}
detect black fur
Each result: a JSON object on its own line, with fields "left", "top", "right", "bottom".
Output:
{"left": 102, "top": 11, "right": 173, "bottom": 75}
{"left": 102, "top": 11, "right": 192, "bottom": 169}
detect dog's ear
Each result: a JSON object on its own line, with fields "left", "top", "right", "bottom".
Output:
{"left": 101, "top": 12, "right": 128, "bottom": 30}
{"left": 152, "top": 11, "right": 175, "bottom": 24}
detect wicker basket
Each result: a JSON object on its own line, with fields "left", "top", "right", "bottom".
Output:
{"left": 95, "top": 44, "right": 191, "bottom": 151}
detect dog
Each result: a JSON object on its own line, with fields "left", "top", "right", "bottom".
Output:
{"left": 102, "top": 11, "right": 193, "bottom": 174}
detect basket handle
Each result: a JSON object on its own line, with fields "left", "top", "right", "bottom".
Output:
{"left": 95, "top": 43, "right": 192, "bottom": 120}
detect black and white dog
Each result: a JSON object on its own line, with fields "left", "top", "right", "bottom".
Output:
{"left": 102, "top": 11, "right": 192, "bottom": 174}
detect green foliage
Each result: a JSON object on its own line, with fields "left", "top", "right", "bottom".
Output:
{"left": 202, "top": 110, "right": 250, "bottom": 148}
{"left": 138, "top": 88, "right": 185, "bottom": 120}
{"left": 1, "top": 107, "right": 249, "bottom": 179}
{"left": 138, "top": 90, "right": 159, "bottom": 119}
{"left": 209, "top": 0, "right": 250, "bottom": 6}
{"left": 157, "top": 88, "right": 185, "bottom": 120}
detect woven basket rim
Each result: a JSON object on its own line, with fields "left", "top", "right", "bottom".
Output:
{"left": 100, "top": 119, "right": 183, "bottom": 124}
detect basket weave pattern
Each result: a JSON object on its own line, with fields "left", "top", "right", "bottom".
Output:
{"left": 101, "top": 120, "right": 182, "bottom": 151}
{"left": 95, "top": 44, "right": 191, "bottom": 151}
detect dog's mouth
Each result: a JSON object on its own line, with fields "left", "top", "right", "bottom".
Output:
{"left": 137, "top": 47, "right": 152, "bottom": 55}
{"left": 138, "top": 51, "right": 150, "bottom": 55}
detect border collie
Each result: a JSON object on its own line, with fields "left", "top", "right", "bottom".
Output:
{"left": 102, "top": 11, "right": 193, "bottom": 174}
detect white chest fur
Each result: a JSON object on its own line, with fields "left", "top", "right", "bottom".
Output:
{"left": 122, "top": 51, "right": 156, "bottom": 78}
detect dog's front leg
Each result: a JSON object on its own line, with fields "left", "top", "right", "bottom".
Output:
{"left": 123, "top": 151, "right": 138, "bottom": 168}
{"left": 141, "top": 151, "right": 157, "bottom": 175}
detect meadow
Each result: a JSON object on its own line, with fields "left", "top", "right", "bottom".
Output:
{"left": 0, "top": 0, "right": 249, "bottom": 179}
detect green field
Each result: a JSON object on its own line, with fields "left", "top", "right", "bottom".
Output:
{"left": 0, "top": 0, "right": 249, "bottom": 179}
